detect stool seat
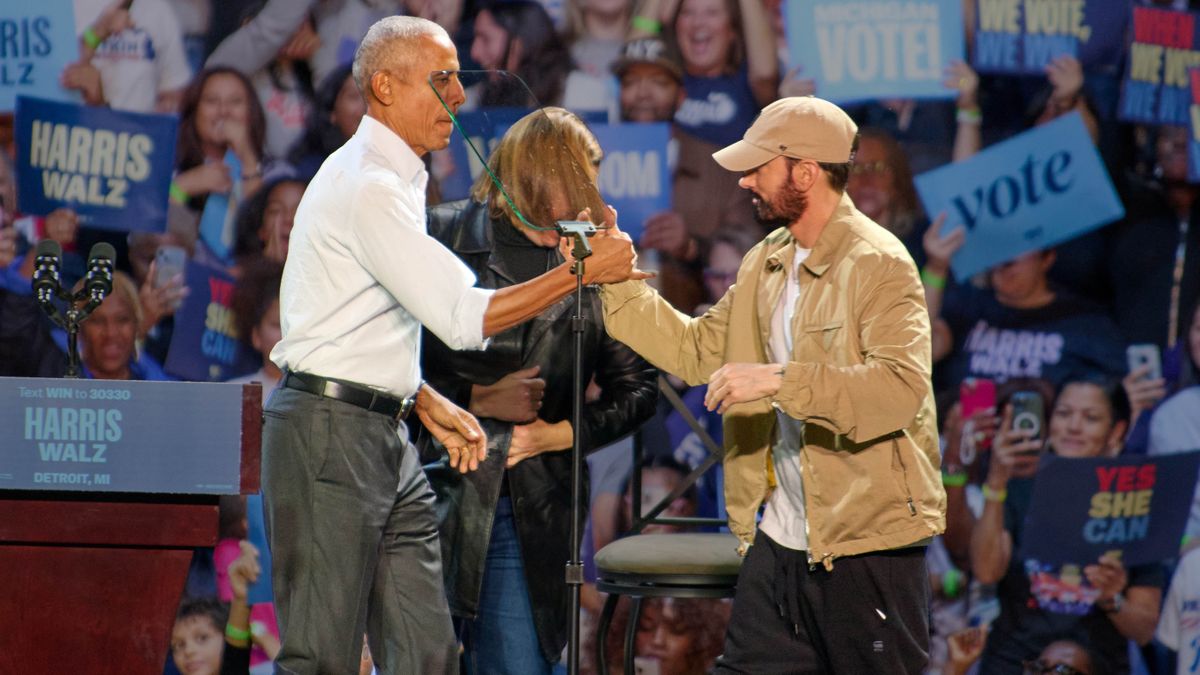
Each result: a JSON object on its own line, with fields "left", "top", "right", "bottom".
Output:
{"left": 596, "top": 532, "right": 743, "bottom": 579}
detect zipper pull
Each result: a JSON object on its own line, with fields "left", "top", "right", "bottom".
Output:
{"left": 907, "top": 497, "right": 916, "bottom": 516}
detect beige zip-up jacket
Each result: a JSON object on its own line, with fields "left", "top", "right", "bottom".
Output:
{"left": 600, "top": 193, "right": 946, "bottom": 569}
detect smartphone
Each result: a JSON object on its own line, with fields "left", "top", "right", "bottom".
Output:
{"left": 960, "top": 378, "right": 997, "bottom": 419}
{"left": 1126, "top": 343, "right": 1162, "bottom": 381}
{"left": 154, "top": 245, "right": 186, "bottom": 288}
{"left": 1009, "top": 391, "right": 1044, "bottom": 449}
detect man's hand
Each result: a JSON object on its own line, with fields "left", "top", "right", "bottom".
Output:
{"left": 560, "top": 208, "right": 655, "bottom": 285}
{"left": 507, "top": 418, "right": 572, "bottom": 467}
{"left": 470, "top": 366, "right": 545, "bottom": 423}
{"left": 416, "top": 382, "right": 487, "bottom": 473}
{"left": 704, "top": 363, "right": 783, "bottom": 414}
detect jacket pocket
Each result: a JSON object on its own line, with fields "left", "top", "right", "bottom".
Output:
{"left": 802, "top": 321, "right": 844, "bottom": 352}
{"left": 890, "top": 436, "right": 917, "bottom": 517}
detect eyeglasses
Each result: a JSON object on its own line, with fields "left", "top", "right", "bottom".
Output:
{"left": 1022, "top": 660, "right": 1086, "bottom": 675}
{"left": 849, "top": 160, "right": 889, "bottom": 175}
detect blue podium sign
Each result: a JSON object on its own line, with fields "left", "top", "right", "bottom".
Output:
{"left": 0, "top": 377, "right": 246, "bottom": 494}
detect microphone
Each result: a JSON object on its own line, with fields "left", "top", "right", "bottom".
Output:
{"left": 32, "top": 239, "right": 63, "bottom": 306}
{"left": 83, "top": 242, "right": 116, "bottom": 308}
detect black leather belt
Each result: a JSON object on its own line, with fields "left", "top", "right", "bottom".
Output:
{"left": 282, "top": 371, "right": 415, "bottom": 421}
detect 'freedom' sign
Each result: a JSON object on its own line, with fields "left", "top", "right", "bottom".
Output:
{"left": 0, "top": 0, "right": 79, "bottom": 112}
{"left": 14, "top": 96, "right": 177, "bottom": 232}
{"left": 1021, "top": 452, "right": 1200, "bottom": 567}
{"left": 1119, "top": 6, "right": 1200, "bottom": 126}
{"left": 592, "top": 122, "right": 671, "bottom": 243}
{"left": 974, "top": 0, "right": 1129, "bottom": 74}
{"left": 913, "top": 112, "right": 1123, "bottom": 281}
{"left": 784, "top": 0, "right": 964, "bottom": 103}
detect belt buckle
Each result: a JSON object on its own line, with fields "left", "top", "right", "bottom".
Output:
{"left": 397, "top": 396, "right": 415, "bottom": 421}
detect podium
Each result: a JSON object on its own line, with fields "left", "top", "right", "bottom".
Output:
{"left": 0, "top": 377, "right": 261, "bottom": 675}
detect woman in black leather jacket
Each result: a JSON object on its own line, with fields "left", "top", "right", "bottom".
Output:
{"left": 419, "top": 107, "right": 658, "bottom": 674}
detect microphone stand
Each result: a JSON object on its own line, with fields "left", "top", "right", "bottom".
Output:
{"left": 556, "top": 220, "right": 595, "bottom": 675}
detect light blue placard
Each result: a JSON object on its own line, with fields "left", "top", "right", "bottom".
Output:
{"left": 0, "top": 377, "right": 244, "bottom": 494}
{"left": 246, "top": 493, "right": 275, "bottom": 605}
{"left": 914, "top": 112, "right": 1124, "bottom": 281}
{"left": 592, "top": 122, "right": 671, "bottom": 243}
{"left": 14, "top": 96, "right": 177, "bottom": 232}
{"left": 198, "top": 150, "right": 243, "bottom": 264}
{"left": 0, "top": 0, "right": 79, "bottom": 112}
{"left": 785, "top": 0, "right": 964, "bottom": 104}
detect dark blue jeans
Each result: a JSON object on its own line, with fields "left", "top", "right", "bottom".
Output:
{"left": 458, "top": 497, "right": 554, "bottom": 675}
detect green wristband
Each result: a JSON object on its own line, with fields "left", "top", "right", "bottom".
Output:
{"left": 83, "top": 27, "right": 103, "bottom": 50}
{"left": 920, "top": 267, "right": 946, "bottom": 290}
{"left": 225, "top": 623, "right": 251, "bottom": 641}
{"left": 941, "top": 471, "right": 968, "bottom": 488}
{"left": 631, "top": 15, "right": 662, "bottom": 33}
{"left": 942, "top": 568, "right": 963, "bottom": 599}
{"left": 169, "top": 181, "right": 189, "bottom": 204}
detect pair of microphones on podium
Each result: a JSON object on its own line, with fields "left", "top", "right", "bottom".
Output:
{"left": 32, "top": 239, "right": 117, "bottom": 326}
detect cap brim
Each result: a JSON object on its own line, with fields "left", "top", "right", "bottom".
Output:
{"left": 712, "top": 140, "right": 778, "bottom": 172}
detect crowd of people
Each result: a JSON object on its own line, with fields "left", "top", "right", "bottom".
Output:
{"left": 1, "top": 0, "right": 1199, "bottom": 674}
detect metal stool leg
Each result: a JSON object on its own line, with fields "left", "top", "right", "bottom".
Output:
{"left": 623, "top": 595, "right": 643, "bottom": 675}
{"left": 596, "top": 591, "right": 619, "bottom": 675}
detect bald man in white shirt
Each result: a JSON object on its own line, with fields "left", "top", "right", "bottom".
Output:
{"left": 262, "top": 16, "right": 647, "bottom": 675}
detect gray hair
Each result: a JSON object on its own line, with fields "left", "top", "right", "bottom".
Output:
{"left": 352, "top": 16, "right": 446, "bottom": 95}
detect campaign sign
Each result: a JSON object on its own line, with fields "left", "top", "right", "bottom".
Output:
{"left": 0, "top": 0, "right": 79, "bottom": 112}
{"left": 1189, "top": 67, "right": 1200, "bottom": 183}
{"left": 974, "top": 0, "right": 1129, "bottom": 74}
{"left": 592, "top": 122, "right": 671, "bottom": 243}
{"left": 14, "top": 95, "right": 176, "bottom": 232}
{"left": 784, "top": 0, "right": 964, "bottom": 103}
{"left": 0, "top": 376, "right": 243, "bottom": 494}
{"left": 246, "top": 492, "right": 275, "bottom": 605}
{"left": 164, "top": 261, "right": 259, "bottom": 382}
{"left": 1119, "top": 6, "right": 1200, "bottom": 127}
{"left": 1021, "top": 452, "right": 1200, "bottom": 567}
{"left": 914, "top": 112, "right": 1124, "bottom": 281}
{"left": 198, "top": 150, "right": 244, "bottom": 264}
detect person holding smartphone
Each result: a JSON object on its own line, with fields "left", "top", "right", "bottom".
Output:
{"left": 970, "top": 377, "right": 1164, "bottom": 674}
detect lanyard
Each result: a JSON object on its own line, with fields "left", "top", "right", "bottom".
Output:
{"left": 1168, "top": 217, "right": 1190, "bottom": 348}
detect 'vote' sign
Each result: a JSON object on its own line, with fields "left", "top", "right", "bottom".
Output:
{"left": 913, "top": 112, "right": 1123, "bottom": 281}
{"left": 785, "top": 0, "right": 964, "bottom": 103}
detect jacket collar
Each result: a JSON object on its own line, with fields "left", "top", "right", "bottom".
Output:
{"left": 764, "top": 192, "right": 857, "bottom": 278}
{"left": 356, "top": 115, "right": 427, "bottom": 186}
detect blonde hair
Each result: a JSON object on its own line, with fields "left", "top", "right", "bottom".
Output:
{"left": 470, "top": 107, "right": 607, "bottom": 230}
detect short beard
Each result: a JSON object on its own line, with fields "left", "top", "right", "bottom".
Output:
{"left": 752, "top": 179, "right": 808, "bottom": 230}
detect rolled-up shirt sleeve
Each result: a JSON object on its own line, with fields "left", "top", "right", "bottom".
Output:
{"left": 349, "top": 179, "right": 494, "bottom": 350}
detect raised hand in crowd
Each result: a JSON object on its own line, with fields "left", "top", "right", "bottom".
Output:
{"left": 174, "top": 162, "right": 234, "bottom": 201}
{"left": 470, "top": 366, "right": 545, "bottom": 423}
{"left": 1045, "top": 54, "right": 1085, "bottom": 113}
{"left": 61, "top": 0, "right": 134, "bottom": 106}
{"left": 138, "top": 259, "right": 190, "bottom": 338}
{"left": 945, "top": 625, "right": 988, "bottom": 675}
{"left": 415, "top": 382, "right": 488, "bottom": 474}
{"left": 18, "top": 208, "right": 79, "bottom": 280}
{"left": 779, "top": 65, "right": 817, "bottom": 98}
{"left": 210, "top": 119, "right": 263, "bottom": 182}
{"left": 987, "top": 404, "right": 1043, "bottom": 486}
{"left": 279, "top": 17, "right": 322, "bottom": 63}
{"left": 1122, "top": 364, "right": 1167, "bottom": 429}
{"left": 921, "top": 212, "right": 966, "bottom": 359}
{"left": 943, "top": 59, "right": 979, "bottom": 110}
{"left": 226, "top": 540, "right": 282, "bottom": 660}
{"left": 639, "top": 211, "right": 699, "bottom": 262}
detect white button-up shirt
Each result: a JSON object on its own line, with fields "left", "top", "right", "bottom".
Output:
{"left": 271, "top": 115, "right": 493, "bottom": 399}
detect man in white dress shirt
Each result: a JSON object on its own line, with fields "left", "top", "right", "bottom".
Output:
{"left": 262, "top": 16, "right": 646, "bottom": 675}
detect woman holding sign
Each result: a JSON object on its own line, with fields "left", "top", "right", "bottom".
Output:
{"left": 969, "top": 377, "right": 1164, "bottom": 674}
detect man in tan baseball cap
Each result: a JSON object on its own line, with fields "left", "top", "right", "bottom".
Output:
{"left": 594, "top": 95, "right": 942, "bottom": 673}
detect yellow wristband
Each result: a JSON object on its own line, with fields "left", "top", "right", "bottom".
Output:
{"left": 982, "top": 484, "right": 1007, "bottom": 503}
